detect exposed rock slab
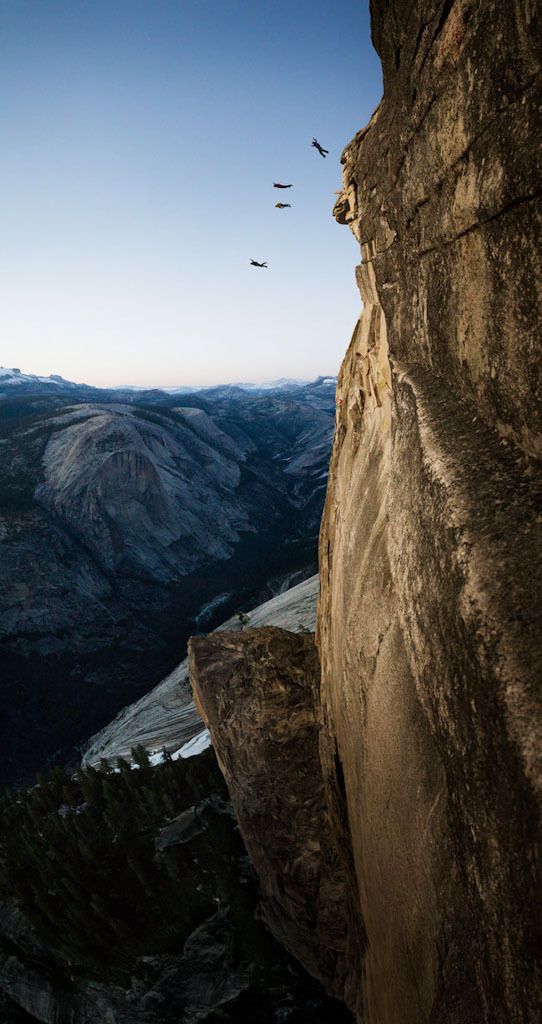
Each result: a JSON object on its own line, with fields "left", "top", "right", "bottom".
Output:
{"left": 189, "top": 627, "right": 355, "bottom": 1007}
{"left": 216, "top": 573, "right": 318, "bottom": 634}
{"left": 318, "top": 2, "right": 542, "bottom": 1022}
{"left": 35, "top": 404, "right": 251, "bottom": 581}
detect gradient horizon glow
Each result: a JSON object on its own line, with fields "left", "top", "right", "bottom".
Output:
{"left": 1, "top": 1, "right": 382, "bottom": 387}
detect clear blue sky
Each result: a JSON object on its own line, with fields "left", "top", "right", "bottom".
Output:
{"left": 0, "top": 1, "right": 382, "bottom": 387}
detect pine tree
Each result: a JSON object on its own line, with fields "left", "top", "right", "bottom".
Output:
{"left": 131, "top": 745, "right": 151, "bottom": 769}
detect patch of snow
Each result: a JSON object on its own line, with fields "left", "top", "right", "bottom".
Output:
{"left": 148, "top": 750, "right": 166, "bottom": 767}
{"left": 173, "top": 730, "right": 212, "bottom": 759}
{"left": 147, "top": 730, "right": 211, "bottom": 766}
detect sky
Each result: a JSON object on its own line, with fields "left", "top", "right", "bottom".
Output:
{"left": 0, "top": 1, "right": 382, "bottom": 387}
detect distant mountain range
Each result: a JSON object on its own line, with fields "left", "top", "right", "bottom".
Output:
{"left": 0, "top": 371, "right": 335, "bottom": 785}
{"left": 0, "top": 366, "right": 336, "bottom": 397}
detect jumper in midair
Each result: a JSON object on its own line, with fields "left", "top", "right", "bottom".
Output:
{"left": 275, "top": 203, "right": 291, "bottom": 209}
{"left": 273, "top": 182, "right": 293, "bottom": 188}
{"left": 311, "top": 138, "right": 329, "bottom": 158}
{"left": 250, "top": 259, "right": 268, "bottom": 268}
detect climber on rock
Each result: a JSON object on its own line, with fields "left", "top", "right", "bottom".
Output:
{"left": 275, "top": 203, "right": 291, "bottom": 209}
{"left": 311, "top": 137, "right": 329, "bottom": 158}
{"left": 273, "top": 182, "right": 293, "bottom": 188}
{"left": 250, "top": 259, "right": 268, "bottom": 268}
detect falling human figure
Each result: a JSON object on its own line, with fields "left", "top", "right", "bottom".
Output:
{"left": 250, "top": 259, "right": 268, "bottom": 268}
{"left": 273, "top": 182, "right": 293, "bottom": 188}
{"left": 312, "top": 137, "right": 329, "bottom": 158}
{"left": 275, "top": 203, "right": 291, "bottom": 209}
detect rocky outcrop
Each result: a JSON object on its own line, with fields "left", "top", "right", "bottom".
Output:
{"left": 318, "top": 1, "right": 541, "bottom": 1021}
{"left": 83, "top": 575, "right": 319, "bottom": 767}
{"left": 189, "top": 628, "right": 360, "bottom": 1009}
{"left": 0, "top": 908, "right": 252, "bottom": 1024}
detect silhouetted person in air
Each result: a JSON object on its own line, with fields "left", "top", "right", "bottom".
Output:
{"left": 275, "top": 203, "right": 291, "bottom": 209}
{"left": 250, "top": 259, "right": 268, "bottom": 268}
{"left": 273, "top": 182, "right": 293, "bottom": 188}
{"left": 312, "top": 137, "right": 328, "bottom": 158}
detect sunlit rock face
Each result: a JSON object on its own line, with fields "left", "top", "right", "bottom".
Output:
{"left": 318, "top": 1, "right": 541, "bottom": 1022}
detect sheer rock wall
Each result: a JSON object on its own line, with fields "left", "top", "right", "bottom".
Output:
{"left": 188, "top": 3, "right": 540, "bottom": 1022}
{"left": 318, "top": 1, "right": 541, "bottom": 1021}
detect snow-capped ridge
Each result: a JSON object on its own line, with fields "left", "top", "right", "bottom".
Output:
{"left": 0, "top": 367, "right": 80, "bottom": 388}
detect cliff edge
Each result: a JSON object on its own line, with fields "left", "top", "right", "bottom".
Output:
{"left": 191, "top": 2, "right": 540, "bottom": 1022}
{"left": 319, "top": 0, "right": 541, "bottom": 1020}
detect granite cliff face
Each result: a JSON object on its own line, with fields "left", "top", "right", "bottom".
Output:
{"left": 317, "top": 1, "right": 541, "bottom": 1019}
{"left": 190, "top": 3, "right": 541, "bottom": 1022}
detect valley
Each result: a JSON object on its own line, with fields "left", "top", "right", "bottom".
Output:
{"left": 0, "top": 375, "right": 335, "bottom": 786}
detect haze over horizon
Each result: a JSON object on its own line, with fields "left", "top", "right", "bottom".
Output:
{"left": 0, "top": 364, "right": 337, "bottom": 390}
{"left": 1, "top": 1, "right": 382, "bottom": 387}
